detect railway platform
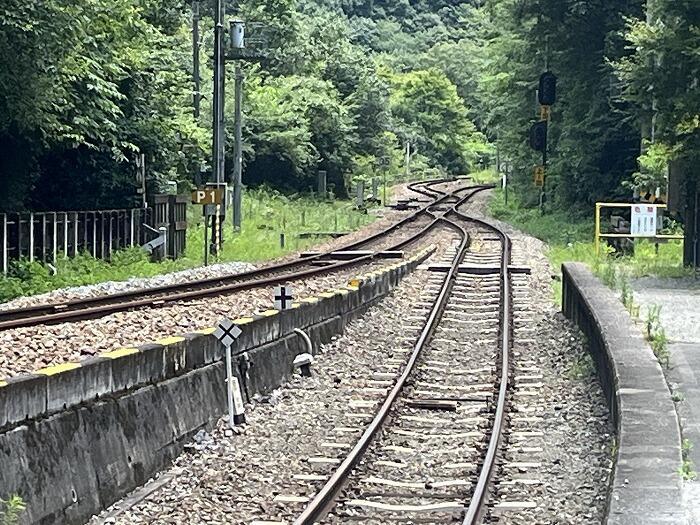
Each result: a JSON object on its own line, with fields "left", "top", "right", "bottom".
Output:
{"left": 633, "top": 277, "right": 700, "bottom": 524}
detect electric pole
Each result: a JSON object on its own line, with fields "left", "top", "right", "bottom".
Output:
{"left": 213, "top": 0, "right": 225, "bottom": 188}
{"left": 211, "top": 0, "right": 226, "bottom": 253}
{"left": 229, "top": 18, "right": 247, "bottom": 231}
{"left": 192, "top": 1, "right": 201, "bottom": 120}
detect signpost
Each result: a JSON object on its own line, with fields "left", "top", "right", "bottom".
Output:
{"left": 192, "top": 187, "right": 226, "bottom": 266}
{"left": 594, "top": 202, "right": 683, "bottom": 256}
{"left": 213, "top": 318, "right": 245, "bottom": 428}
{"left": 274, "top": 285, "right": 294, "bottom": 311}
{"left": 631, "top": 204, "right": 658, "bottom": 237}
{"left": 192, "top": 188, "right": 224, "bottom": 206}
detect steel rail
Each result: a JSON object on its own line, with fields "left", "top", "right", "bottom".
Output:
{"left": 0, "top": 183, "right": 490, "bottom": 330}
{"left": 448, "top": 207, "right": 513, "bottom": 525}
{"left": 291, "top": 187, "right": 512, "bottom": 525}
{"left": 292, "top": 214, "right": 471, "bottom": 525}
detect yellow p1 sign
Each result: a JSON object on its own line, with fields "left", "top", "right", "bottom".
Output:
{"left": 192, "top": 188, "right": 224, "bottom": 205}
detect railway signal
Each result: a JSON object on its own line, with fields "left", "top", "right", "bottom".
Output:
{"left": 529, "top": 121, "right": 548, "bottom": 152}
{"left": 274, "top": 285, "right": 294, "bottom": 311}
{"left": 538, "top": 71, "right": 557, "bottom": 106}
{"left": 214, "top": 317, "right": 246, "bottom": 427}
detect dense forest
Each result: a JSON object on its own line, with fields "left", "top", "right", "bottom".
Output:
{"left": 0, "top": 0, "right": 697, "bottom": 213}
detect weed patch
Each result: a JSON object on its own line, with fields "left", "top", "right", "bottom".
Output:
{"left": 0, "top": 496, "right": 25, "bottom": 525}
{"left": 680, "top": 439, "right": 698, "bottom": 481}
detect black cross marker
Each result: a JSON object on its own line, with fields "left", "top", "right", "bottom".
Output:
{"left": 275, "top": 285, "right": 294, "bottom": 310}
{"left": 220, "top": 324, "right": 239, "bottom": 341}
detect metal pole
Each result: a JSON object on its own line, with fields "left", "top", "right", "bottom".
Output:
{"left": 140, "top": 154, "right": 147, "bottom": 209}
{"left": 595, "top": 203, "right": 601, "bottom": 257}
{"left": 233, "top": 65, "right": 244, "bottom": 231}
{"left": 204, "top": 211, "right": 209, "bottom": 266}
{"left": 694, "top": 189, "right": 699, "bottom": 272}
{"left": 212, "top": 0, "right": 225, "bottom": 251}
{"left": 192, "top": 1, "right": 201, "bottom": 120}
{"left": 225, "top": 344, "right": 235, "bottom": 429}
{"left": 404, "top": 141, "right": 410, "bottom": 181}
{"left": 383, "top": 172, "right": 387, "bottom": 206}
{"left": 540, "top": 142, "right": 547, "bottom": 215}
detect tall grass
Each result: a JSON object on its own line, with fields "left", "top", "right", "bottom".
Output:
{"left": 489, "top": 189, "right": 691, "bottom": 302}
{"left": 183, "top": 188, "right": 376, "bottom": 263}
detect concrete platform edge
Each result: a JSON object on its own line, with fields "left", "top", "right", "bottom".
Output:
{"left": 562, "top": 262, "right": 685, "bottom": 525}
{"left": 0, "top": 246, "right": 434, "bottom": 524}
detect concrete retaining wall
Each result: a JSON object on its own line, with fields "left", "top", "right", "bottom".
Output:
{"left": 562, "top": 262, "right": 684, "bottom": 524}
{"left": 0, "top": 247, "right": 433, "bottom": 524}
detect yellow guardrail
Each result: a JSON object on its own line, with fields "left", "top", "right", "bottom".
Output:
{"left": 595, "top": 202, "right": 684, "bottom": 256}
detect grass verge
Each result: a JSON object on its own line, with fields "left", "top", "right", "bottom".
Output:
{"left": 488, "top": 188, "right": 690, "bottom": 303}
{"left": 0, "top": 188, "right": 379, "bottom": 303}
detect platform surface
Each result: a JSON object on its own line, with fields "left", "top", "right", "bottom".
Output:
{"left": 633, "top": 277, "right": 700, "bottom": 525}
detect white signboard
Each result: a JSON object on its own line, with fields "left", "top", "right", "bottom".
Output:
{"left": 631, "top": 205, "right": 659, "bottom": 237}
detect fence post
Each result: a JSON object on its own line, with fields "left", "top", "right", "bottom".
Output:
{"left": 72, "top": 212, "right": 79, "bottom": 256}
{"left": 108, "top": 212, "right": 114, "bottom": 259}
{"left": 29, "top": 212, "right": 34, "bottom": 262}
{"left": 130, "top": 209, "right": 135, "bottom": 247}
{"left": 51, "top": 212, "right": 57, "bottom": 266}
{"left": 62, "top": 212, "right": 68, "bottom": 258}
{"left": 40, "top": 213, "right": 47, "bottom": 263}
{"left": 16, "top": 213, "right": 23, "bottom": 260}
{"left": 1, "top": 214, "right": 7, "bottom": 275}
{"left": 92, "top": 212, "right": 97, "bottom": 258}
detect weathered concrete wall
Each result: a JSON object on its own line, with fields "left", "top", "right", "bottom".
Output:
{"left": 562, "top": 262, "right": 685, "bottom": 525}
{"left": 0, "top": 247, "right": 433, "bottom": 524}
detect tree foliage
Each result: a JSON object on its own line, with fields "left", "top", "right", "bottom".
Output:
{"left": 0, "top": 0, "right": 696, "bottom": 213}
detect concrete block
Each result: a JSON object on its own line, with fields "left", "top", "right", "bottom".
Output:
{"left": 0, "top": 241, "right": 425, "bottom": 524}
{"left": 107, "top": 344, "right": 164, "bottom": 392}
{"left": 183, "top": 330, "right": 220, "bottom": 369}
{"left": 561, "top": 262, "right": 684, "bottom": 523}
{"left": 0, "top": 374, "right": 47, "bottom": 427}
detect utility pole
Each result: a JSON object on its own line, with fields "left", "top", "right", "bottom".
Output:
{"left": 192, "top": 1, "right": 201, "bottom": 120}
{"left": 211, "top": 0, "right": 226, "bottom": 253}
{"left": 229, "top": 17, "right": 246, "bottom": 231}
{"left": 233, "top": 64, "right": 243, "bottom": 230}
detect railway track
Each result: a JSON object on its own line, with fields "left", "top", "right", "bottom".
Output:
{"left": 0, "top": 180, "right": 485, "bottom": 331}
{"left": 250, "top": 190, "right": 515, "bottom": 524}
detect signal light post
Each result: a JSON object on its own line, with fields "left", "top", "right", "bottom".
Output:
{"left": 530, "top": 71, "right": 557, "bottom": 214}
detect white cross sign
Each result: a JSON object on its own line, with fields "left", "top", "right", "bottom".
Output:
{"left": 274, "top": 285, "right": 294, "bottom": 311}
{"left": 214, "top": 318, "right": 242, "bottom": 347}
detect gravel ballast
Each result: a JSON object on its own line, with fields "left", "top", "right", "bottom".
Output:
{"left": 88, "top": 191, "right": 613, "bottom": 525}
{"left": 90, "top": 244, "right": 451, "bottom": 524}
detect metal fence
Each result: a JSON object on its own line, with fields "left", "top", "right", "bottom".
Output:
{"left": 0, "top": 209, "right": 153, "bottom": 274}
{"left": 0, "top": 195, "right": 189, "bottom": 274}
